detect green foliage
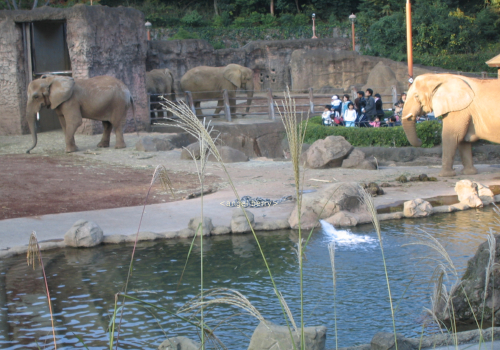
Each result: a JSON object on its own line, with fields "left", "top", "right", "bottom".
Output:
{"left": 303, "top": 117, "right": 442, "bottom": 148}
{"left": 362, "top": 0, "right": 500, "bottom": 65}
{"left": 212, "top": 41, "right": 226, "bottom": 49}
{"left": 169, "top": 28, "right": 200, "bottom": 40}
{"left": 181, "top": 10, "right": 205, "bottom": 27}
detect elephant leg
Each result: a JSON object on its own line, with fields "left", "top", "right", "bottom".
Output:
{"left": 214, "top": 99, "right": 224, "bottom": 116}
{"left": 97, "top": 121, "right": 112, "bottom": 148}
{"left": 58, "top": 115, "right": 66, "bottom": 133}
{"left": 63, "top": 117, "right": 82, "bottom": 153}
{"left": 110, "top": 106, "right": 127, "bottom": 149}
{"left": 229, "top": 98, "right": 236, "bottom": 117}
{"left": 439, "top": 118, "right": 461, "bottom": 177}
{"left": 458, "top": 142, "right": 478, "bottom": 175}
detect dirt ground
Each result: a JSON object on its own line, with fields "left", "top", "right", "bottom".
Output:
{"left": 2, "top": 129, "right": 500, "bottom": 221}
{"left": 0, "top": 153, "right": 221, "bottom": 220}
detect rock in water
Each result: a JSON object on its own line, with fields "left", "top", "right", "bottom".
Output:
{"left": 288, "top": 182, "right": 371, "bottom": 229}
{"left": 403, "top": 198, "right": 432, "bottom": 218}
{"left": 435, "top": 234, "right": 500, "bottom": 327}
{"left": 64, "top": 220, "right": 103, "bottom": 248}
{"left": 371, "top": 332, "right": 413, "bottom": 350}
{"left": 158, "top": 336, "right": 200, "bottom": 350}
{"left": 231, "top": 208, "right": 255, "bottom": 233}
{"left": 247, "top": 320, "right": 326, "bottom": 350}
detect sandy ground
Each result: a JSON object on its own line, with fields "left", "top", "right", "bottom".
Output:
{"left": 1, "top": 129, "right": 500, "bottom": 250}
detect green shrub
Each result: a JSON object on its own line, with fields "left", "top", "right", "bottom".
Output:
{"left": 181, "top": 10, "right": 205, "bottom": 27}
{"left": 211, "top": 41, "right": 226, "bottom": 49}
{"left": 303, "top": 117, "right": 442, "bottom": 148}
{"left": 169, "top": 28, "right": 200, "bottom": 40}
{"left": 293, "top": 13, "right": 310, "bottom": 26}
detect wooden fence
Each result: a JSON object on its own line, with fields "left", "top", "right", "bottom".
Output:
{"left": 148, "top": 86, "right": 400, "bottom": 123}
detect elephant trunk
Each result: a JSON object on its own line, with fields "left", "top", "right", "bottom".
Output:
{"left": 401, "top": 113, "right": 422, "bottom": 147}
{"left": 26, "top": 104, "right": 39, "bottom": 154}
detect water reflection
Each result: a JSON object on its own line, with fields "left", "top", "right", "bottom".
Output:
{"left": 0, "top": 207, "right": 498, "bottom": 349}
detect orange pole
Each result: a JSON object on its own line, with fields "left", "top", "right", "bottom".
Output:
{"left": 147, "top": 29, "right": 151, "bottom": 41}
{"left": 406, "top": 0, "right": 413, "bottom": 81}
{"left": 351, "top": 22, "right": 355, "bottom": 51}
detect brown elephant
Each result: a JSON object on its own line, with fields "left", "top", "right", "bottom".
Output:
{"left": 146, "top": 68, "right": 175, "bottom": 118}
{"left": 401, "top": 73, "right": 499, "bottom": 177}
{"left": 180, "top": 64, "right": 254, "bottom": 118}
{"left": 25, "top": 75, "right": 135, "bottom": 153}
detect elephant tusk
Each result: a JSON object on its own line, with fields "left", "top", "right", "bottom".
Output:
{"left": 402, "top": 113, "right": 414, "bottom": 120}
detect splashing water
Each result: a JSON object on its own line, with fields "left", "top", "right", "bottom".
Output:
{"left": 321, "top": 220, "right": 377, "bottom": 247}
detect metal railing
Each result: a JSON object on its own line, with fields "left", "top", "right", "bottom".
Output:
{"left": 147, "top": 85, "right": 401, "bottom": 123}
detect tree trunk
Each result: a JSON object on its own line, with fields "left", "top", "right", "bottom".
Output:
{"left": 295, "top": 0, "right": 300, "bottom": 13}
{"left": 270, "top": 0, "right": 274, "bottom": 16}
{"left": 214, "top": 0, "right": 219, "bottom": 16}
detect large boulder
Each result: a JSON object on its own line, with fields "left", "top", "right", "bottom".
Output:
{"left": 181, "top": 142, "right": 205, "bottom": 160}
{"left": 362, "top": 61, "right": 402, "bottom": 97}
{"left": 64, "top": 220, "right": 104, "bottom": 248}
{"left": 158, "top": 336, "right": 200, "bottom": 350}
{"left": 300, "top": 136, "right": 353, "bottom": 169}
{"left": 136, "top": 133, "right": 191, "bottom": 152}
{"left": 403, "top": 199, "right": 433, "bottom": 218}
{"left": 455, "top": 180, "right": 494, "bottom": 208}
{"left": 247, "top": 320, "right": 326, "bottom": 350}
{"left": 208, "top": 146, "right": 249, "bottom": 163}
{"left": 341, "top": 149, "right": 377, "bottom": 170}
{"left": 288, "top": 182, "right": 371, "bottom": 229}
{"left": 435, "top": 234, "right": 500, "bottom": 327}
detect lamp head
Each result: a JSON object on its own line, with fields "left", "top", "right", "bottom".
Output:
{"left": 349, "top": 13, "right": 356, "bottom": 23}
{"left": 312, "top": 13, "right": 316, "bottom": 19}
{"left": 145, "top": 21, "right": 152, "bottom": 29}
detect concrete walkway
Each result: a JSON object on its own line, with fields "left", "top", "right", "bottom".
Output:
{"left": 0, "top": 188, "right": 295, "bottom": 250}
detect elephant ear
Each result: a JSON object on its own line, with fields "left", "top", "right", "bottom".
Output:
{"left": 222, "top": 65, "right": 242, "bottom": 88}
{"left": 431, "top": 76, "right": 474, "bottom": 117}
{"left": 48, "top": 76, "right": 75, "bottom": 109}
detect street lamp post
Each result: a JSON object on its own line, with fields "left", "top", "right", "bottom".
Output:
{"left": 406, "top": 0, "right": 413, "bottom": 84}
{"left": 312, "top": 13, "right": 318, "bottom": 39}
{"left": 145, "top": 21, "right": 152, "bottom": 41}
{"left": 349, "top": 13, "right": 356, "bottom": 51}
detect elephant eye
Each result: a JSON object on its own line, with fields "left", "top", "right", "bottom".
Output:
{"left": 32, "top": 93, "right": 39, "bottom": 99}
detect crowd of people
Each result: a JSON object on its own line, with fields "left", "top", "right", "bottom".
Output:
{"left": 321, "top": 89, "right": 407, "bottom": 128}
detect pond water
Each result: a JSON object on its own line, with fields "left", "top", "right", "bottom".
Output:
{"left": 0, "top": 207, "right": 498, "bottom": 350}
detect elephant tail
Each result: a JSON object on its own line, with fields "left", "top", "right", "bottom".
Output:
{"left": 130, "top": 95, "right": 139, "bottom": 136}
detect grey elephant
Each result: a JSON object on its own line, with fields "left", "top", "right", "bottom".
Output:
{"left": 180, "top": 64, "right": 254, "bottom": 118}
{"left": 146, "top": 68, "right": 175, "bottom": 118}
{"left": 25, "top": 74, "right": 135, "bottom": 153}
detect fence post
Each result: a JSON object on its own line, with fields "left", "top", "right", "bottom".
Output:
{"left": 482, "top": 71, "right": 487, "bottom": 79}
{"left": 147, "top": 93, "right": 152, "bottom": 123}
{"left": 308, "top": 87, "right": 315, "bottom": 114}
{"left": 222, "top": 89, "right": 232, "bottom": 122}
{"left": 267, "top": 88, "right": 275, "bottom": 121}
{"left": 185, "top": 91, "right": 196, "bottom": 116}
{"left": 391, "top": 85, "right": 398, "bottom": 106}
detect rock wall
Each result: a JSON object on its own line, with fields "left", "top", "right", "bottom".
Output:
{"left": 0, "top": 5, "right": 148, "bottom": 136}
{"left": 146, "top": 38, "right": 446, "bottom": 95}
{"left": 0, "top": 18, "right": 27, "bottom": 135}
{"left": 146, "top": 38, "right": 352, "bottom": 93}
